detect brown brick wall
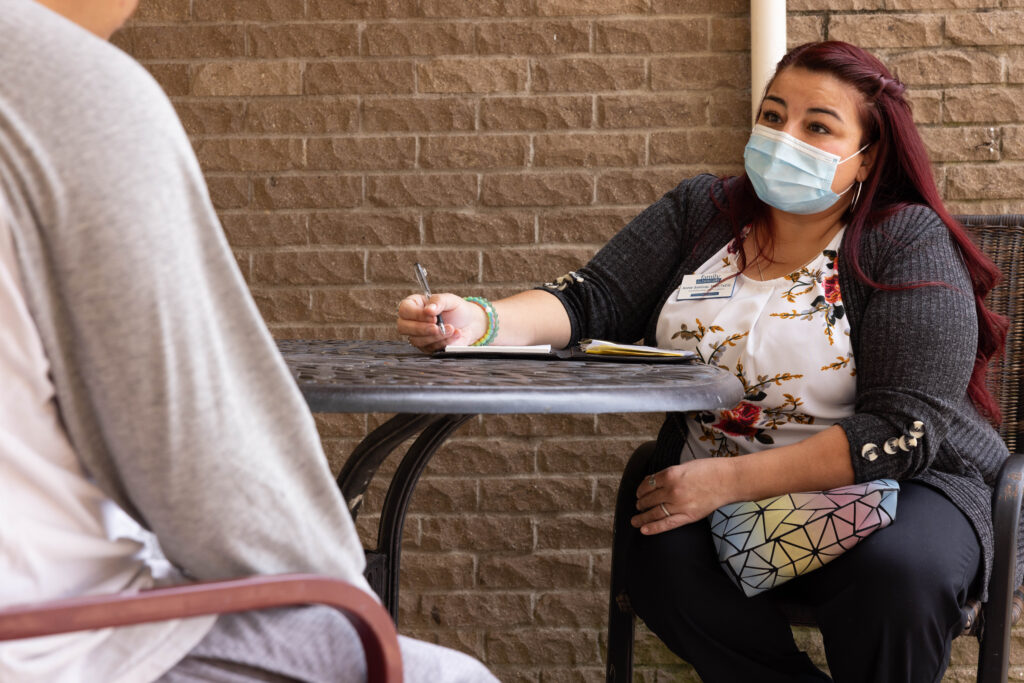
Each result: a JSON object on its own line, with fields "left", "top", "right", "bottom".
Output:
{"left": 118, "top": 1, "right": 1024, "bottom": 679}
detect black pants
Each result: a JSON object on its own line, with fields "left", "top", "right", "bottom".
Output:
{"left": 625, "top": 482, "right": 981, "bottom": 683}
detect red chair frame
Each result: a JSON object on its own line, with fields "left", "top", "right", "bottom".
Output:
{"left": 0, "top": 573, "right": 402, "bottom": 683}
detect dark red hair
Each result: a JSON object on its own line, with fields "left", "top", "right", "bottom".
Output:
{"left": 716, "top": 41, "right": 1007, "bottom": 423}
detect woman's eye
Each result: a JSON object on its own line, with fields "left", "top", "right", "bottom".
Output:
{"left": 761, "top": 111, "right": 782, "bottom": 123}
{"left": 809, "top": 122, "right": 831, "bottom": 134}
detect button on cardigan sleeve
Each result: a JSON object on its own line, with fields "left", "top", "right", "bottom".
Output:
{"left": 837, "top": 206, "right": 982, "bottom": 484}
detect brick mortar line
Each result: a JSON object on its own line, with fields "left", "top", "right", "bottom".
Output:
{"left": 136, "top": 53, "right": 761, "bottom": 63}
{"left": 185, "top": 130, "right": 740, "bottom": 139}
{"left": 128, "top": 14, "right": 753, "bottom": 28}
{"left": 217, "top": 206, "right": 649, "bottom": 213}
{"left": 198, "top": 160, "right": 1023, "bottom": 179}
{"left": 169, "top": 93, "right": 740, "bottom": 99}
{"left": 241, "top": 249, "right": 612, "bottom": 258}
{"left": 217, "top": 208, "right": 647, "bottom": 216}
{"left": 202, "top": 164, "right": 739, "bottom": 175}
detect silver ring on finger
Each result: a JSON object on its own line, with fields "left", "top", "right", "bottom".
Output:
{"left": 659, "top": 503, "right": 670, "bottom": 518}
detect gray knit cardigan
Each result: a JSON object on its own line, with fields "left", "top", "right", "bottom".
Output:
{"left": 543, "top": 173, "right": 1013, "bottom": 599}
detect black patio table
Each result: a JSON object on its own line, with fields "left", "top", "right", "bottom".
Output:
{"left": 277, "top": 339, "right": 744, "bottom": 622}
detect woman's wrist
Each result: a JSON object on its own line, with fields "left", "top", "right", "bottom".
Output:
{"left": 464, "top": 296, "right": 498, "bottom": 346}
{"left": 715, "top": 454, "right": 747, "bottom": 506}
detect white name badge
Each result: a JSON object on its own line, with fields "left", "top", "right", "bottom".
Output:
{"left": 675, "top": 272, "right": 737, "bottom": 300}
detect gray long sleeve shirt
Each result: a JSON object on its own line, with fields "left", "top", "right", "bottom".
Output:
{"left": 0, "top": 2, "right": 371, "bottom": 676}
{"left": 544, "top": 173, "right": 1012, "bottom": 599}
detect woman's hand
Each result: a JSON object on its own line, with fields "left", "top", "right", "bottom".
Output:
{"left": 631, "top": 426, "right": 855, "bottom": 535}
{"left": 631, "top": 457, "right": 736, "bottom": 535}
{"left": 397, "top": 293, "right": 487, "bottom": 353}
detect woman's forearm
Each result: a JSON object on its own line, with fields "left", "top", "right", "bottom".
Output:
{"left": 489, "top": 289, "right": 573, "bottom": 348}
{"left": 634, "top": 424, "right": 856, "bottom": 534}
{"left": 724, "top": 424, "right": 855, "bottom": 503}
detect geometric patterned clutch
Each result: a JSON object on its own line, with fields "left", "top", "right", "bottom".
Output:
{"left": 709, "top": 479, "right": 899, "bottom": 597}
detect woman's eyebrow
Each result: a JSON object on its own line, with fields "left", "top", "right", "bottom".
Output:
{"left": 809, "top": 106, "right": 844, "bottom": 122}
{"left": 763, "top": 95, "right": 844, "bottom": 122}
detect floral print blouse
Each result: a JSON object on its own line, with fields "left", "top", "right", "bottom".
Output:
{"left": 656, "top": 228, "right": 856, "bottom": 459}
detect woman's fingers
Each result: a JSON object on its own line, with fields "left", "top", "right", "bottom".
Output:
{"left": 630, "top": 461, "right": 728, "bottom": 535}
{"left": 398, "top": 292, "right": 490, "bottom": 353}
{"left": 397, "top": 317, "right": 449, "bottom": 339}
{"left": 405, "top": 324, "right": 479, "bottom": 352}
{"left": 631, "top": 474, "right": 679, "bottom": 532}
{"left": 630, "top": 501, "right": 700, "bottom": 535}
{"left": 635, "top": 471, "right": 658, "bottom": 500}
{"left": 398, "top": 294, "right": 452, "bottom": 351}
{"left": 635, "top": 466, "right": 677, "bottom": 511}
{"left": 407, "top": 336, "right": 447, "bottom": 353}
{"left": 631, "top": 509, "right": 683, "bottom": 534}
{"left": 398, "top": 293, "right": 467, "bottom": 326}
{"left": 397, "top": 294, "right": 434, "bottom": 322}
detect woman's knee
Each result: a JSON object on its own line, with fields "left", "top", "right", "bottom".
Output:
{"left": 808, "top": 485, "right": 980, "bottom": 637}
{"left": 624, "top": 520, "right": 734, "bottom": 619}
{"left": 627, "top": 521, "right": 710, "bottom": 578}
{"left": 836, "top": 490, "right": 976, "bottom": 601}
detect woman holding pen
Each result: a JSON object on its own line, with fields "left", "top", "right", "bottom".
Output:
{"left": 396, "top": 41, "right": 1009, "bottom": 681}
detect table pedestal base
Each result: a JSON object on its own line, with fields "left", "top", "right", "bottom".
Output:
{"left": 337, "top": 414, "right": 473, "bottom": 622}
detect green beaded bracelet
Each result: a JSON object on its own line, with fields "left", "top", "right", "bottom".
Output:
{"left": 464, "top": 296, "right": 498, "bottom": 346}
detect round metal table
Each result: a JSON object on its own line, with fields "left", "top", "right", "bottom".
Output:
{"left": 278, "top": 339, "right": 743, "bottom": 621}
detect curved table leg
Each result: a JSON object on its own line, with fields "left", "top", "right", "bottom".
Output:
{"left": 375, "top": 414, "right": 474, "bottom": 623}
{"left": 336, "top": 413, "right": 436, "bottom": 519}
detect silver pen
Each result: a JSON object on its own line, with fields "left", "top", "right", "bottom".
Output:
{"left": 413, "top": 262, "right": 446, "bottom": 334}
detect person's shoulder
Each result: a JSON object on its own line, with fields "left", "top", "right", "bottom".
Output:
{"left": 853, "top": 203, "right": 970, "bottom": 285}
{"left": 667, "top": 174, "right": 720, "bottom": 201}
{"left": 659, "top": 174, "right": 727, "bottom": 217}
{"left": 0, "top": 2, "right": 194, "bottom": 211}
{"left": 860, "top": 203, "right": 951, "bottom": 255}
{"left": 0, "top": 2, "right": 174, "bottom": 130}
{"left": 875, "top": 203, "right": 946, "bottom": 234}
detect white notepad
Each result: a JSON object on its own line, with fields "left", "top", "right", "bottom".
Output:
{"left": 441, "top": 344, "right": 553, "bottom": 355}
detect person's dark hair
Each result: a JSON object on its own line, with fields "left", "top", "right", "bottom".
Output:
{"left": 715, "top": 40, "right": 1007, "bottom": 423}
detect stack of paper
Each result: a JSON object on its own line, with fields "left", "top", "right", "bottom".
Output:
{"left": 579, "top": 339, "right": 695, "bottom": 358}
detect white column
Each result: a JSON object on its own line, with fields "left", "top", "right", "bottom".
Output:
{"left": 750, "top": 0, "right": 787, "bottom": 124}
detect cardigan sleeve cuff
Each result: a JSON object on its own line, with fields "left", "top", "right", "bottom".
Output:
{"left": 836, "top": 412, "right": 931, "bottom": 482}
{"left": 532, "top": 284, "right": 582, "bottom": 348}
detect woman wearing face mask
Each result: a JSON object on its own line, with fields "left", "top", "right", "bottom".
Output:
{"left": 397, "top": 41, "right": 1009, "bottom": 681}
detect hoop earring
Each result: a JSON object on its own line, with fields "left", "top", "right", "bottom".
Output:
{"left": 850, "top": 182, "right": 863, "bottom": 213}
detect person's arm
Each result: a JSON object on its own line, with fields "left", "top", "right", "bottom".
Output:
{"left": 398, "top": 289, "right": 572, "bottom": 351}
{"left": 399, "top": 176, "right": 719, "bottom": 352}
{"left": 1, "top": 28, "right": 372, "bottom": 590}
{"left": 633, "top": 425, "right": 854, "bottom": 534}
{"left": 632, "top": 206, "right": 979, "bottom": 533}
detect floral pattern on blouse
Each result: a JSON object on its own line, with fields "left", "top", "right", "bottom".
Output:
{"left": 770, "top": 249, "right": 845, "bottom": 345}
{"left": 673, "top": 319, "right": 813, "bottom": 457}
{"left": 655, "top": 229, "right": 856, "bottom": 460}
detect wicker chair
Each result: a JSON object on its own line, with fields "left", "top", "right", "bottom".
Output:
{"left": 0, "top": 573, "right": 402, "bottom": 683}
{"left": 605, "top": 214, "right": 1024, "bottom": 683}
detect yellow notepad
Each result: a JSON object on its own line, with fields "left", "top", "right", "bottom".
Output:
{"left": 579, "top": 339, "right": 695, "bottom": 358}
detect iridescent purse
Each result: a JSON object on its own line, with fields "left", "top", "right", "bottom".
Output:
{"left": 709, "top": 479, "right": 899, "bottom": 597}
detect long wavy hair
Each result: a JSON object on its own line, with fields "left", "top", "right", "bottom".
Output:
{"left": 715, "top": 41, "right": 1007, "bottom": 423}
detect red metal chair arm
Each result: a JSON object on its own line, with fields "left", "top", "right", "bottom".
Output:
{"left": 0, "top": 573, "right": 402, "bottom": 683}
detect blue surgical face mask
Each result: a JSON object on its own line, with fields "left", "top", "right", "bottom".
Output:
{"left": 743, "top": 124, "right": 869, "bottom": 215}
